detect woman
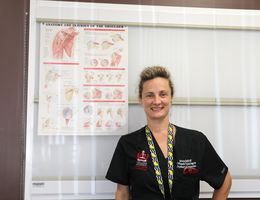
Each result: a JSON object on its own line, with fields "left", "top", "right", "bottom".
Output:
{"left": 106, "top": 66, "right": 232, "bottom": 200}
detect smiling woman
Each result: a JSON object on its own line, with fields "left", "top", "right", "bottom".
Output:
{"left": 140, "top": 77, "right": 172, "bottom": 123}
{"left": 106, "top": 66, "right": 232, "bottom": 200}
{"left": 139, "top": 67, "right": 173, "bottom": 125}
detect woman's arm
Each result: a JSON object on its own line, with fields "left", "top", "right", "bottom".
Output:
{"left": 115, "top": 184, "right": 129, "bottom": 200}
{"left": 212, "top": 171, "right": 232, "bottom": 200}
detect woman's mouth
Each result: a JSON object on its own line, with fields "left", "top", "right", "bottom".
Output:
{"left": 151, "top": 107, "right": 163, "bottom": 111}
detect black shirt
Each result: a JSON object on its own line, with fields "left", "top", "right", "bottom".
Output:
{"left": 106, "top": 125, "right": 228, "bottom": 200}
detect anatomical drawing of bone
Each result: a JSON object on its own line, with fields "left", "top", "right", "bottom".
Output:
{"left": 62, "top": 107, "right": 73, "bottom": 127}
{"left": 117, "top": 108, "right": 125, "bottom": 118}
{"left": 87, "top": 40, "right": 99, "bottom": 49}
{"left": 84, "top": 91, "right": 91, "bottom": 99}
{"left": 52, "top": 27, "right": 78, "bottom": 59}
{"left": 83, "top": 105, "right": 93, "bottom": 115}
{"left": 107, "top": 108, "right": 113, "bottom": 118}
{"left": 97, "top": 73, "right": 104, "bottom": 82}
{"left": 113, "top": 89, "right": 123, "bottom": 99}
{"left": 105, "top": 91, "right": 113, "bottom": 99}
{"left": 115, "top": 73, "right": 123, "bottom": 82}
{"left": 45, "top": 95, "right": 52, "bottom": 113}
{"left": 44, "top": 70, "right": 60, "bottom": 89}
{"left": 96, "top": 108, "right": 104, "bottom": 128}
{"left": 100, "top": 59, "right": 109, "bottom": 67}
{"left": 106, "top": 73, "right": 113, "bottom": 82}
{"left": 90, "top": 59, "right": 98, "bottom": 66}
{"left": 114, "top": 108, "right": 126, "bottom": 128}
{"left": 97, "top": 108, "right": 104, "bottom": 118}
{"left": 85, "top": 72, "right": 94, "bottom": 83}
{"left": 101, "top": 41, "right": 114, "bottom": 50}
{"left": 111, "top": 34, "right": 124, "bottom": 42}
{"left": 42, "top": 118, "right": 52, "bottom": 129}
{"left": 64, "top": 86, "right": 78, "bottom": 102}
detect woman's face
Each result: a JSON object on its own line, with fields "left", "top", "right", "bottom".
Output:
{"left": 139, "top": 77, "right": 172, "bottom": 122}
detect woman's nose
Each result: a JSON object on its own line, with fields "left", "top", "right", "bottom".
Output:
{"left": 153, "top": 95, "right": 161, "bottom": 104}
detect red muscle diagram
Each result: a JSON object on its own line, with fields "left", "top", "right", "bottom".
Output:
{"left": 39, "top": 23, "right": 128, "bottom": 135}
{"left": 52, "top": 27, "right": 78, "bottom": 59}
{"left": 110, "top": 51, "right": 122, "bottom": 66}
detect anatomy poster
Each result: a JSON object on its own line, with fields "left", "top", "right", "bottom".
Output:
{"left": 38, "top": 23, "right": 128, "bottom": 135}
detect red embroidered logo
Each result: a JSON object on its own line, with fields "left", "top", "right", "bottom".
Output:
{"left": 137, "top": 150, "right": 149, "bottom": 161}
{"left": 183, "top": 167, "right": 199, "bottom": 175}
{"left": 134, "top": 150, "right": 149, "bottom": 171}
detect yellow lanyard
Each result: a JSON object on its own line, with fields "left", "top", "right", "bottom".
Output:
{"left": 145, "top": 124, "right": 174, "bottom": 198}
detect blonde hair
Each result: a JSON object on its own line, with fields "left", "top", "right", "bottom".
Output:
{"left": 138, "top": 66, "right": 174, "bottom": 98}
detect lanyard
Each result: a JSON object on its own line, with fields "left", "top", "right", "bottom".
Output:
{"left": 145, "top": 124, "right": 174, "bottom": 198}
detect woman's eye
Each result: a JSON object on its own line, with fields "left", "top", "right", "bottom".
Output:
{"left": 160, "top": 93, "right": 167, "bottom": 97}
{"left": 146, "top": 94, "right": 153, "bottom": 98}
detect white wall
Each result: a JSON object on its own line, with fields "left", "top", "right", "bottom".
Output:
{"left": 26, "top": 1, "right": 260, "bottom": 199}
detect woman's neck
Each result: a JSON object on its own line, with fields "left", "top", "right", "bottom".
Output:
{"left": 147, "top": 118, "right": 170, "bottom": 135}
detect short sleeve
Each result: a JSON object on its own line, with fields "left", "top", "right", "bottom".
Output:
{"left": 105, "top": 136, "right": 129, "bottom": 185}
{"left": 200, "top": 135, "right": 228, "bottom": 189}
